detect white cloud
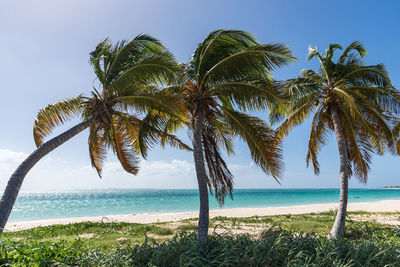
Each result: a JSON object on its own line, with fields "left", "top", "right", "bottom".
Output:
{"left": 0, "top": 149, "right": 28, "bottom": 178}
{"left": 0, "top": 148, "right": 199, "bottom": 191}
{"left": 0, "top": 149, "right": 26, "bottom": 165}
{"left": 0, "top": 148, "right": 321, "bottom": 192}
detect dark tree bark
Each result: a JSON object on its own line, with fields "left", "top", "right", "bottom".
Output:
{"left": 0, "top": 119, "right": 92, "bottom": 235}
{"left": 330, "top": 106, "right": 349, "bottom": 239}
{"left": 192, "top": 111, "right": 209, "bottom": 243}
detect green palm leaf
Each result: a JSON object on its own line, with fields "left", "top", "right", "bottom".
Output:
{"left": 110, "top": 54, "right": 180, "bottom": 95}
{"left": 211, "top": 80, "right": 283, "bottom": 112}
{"left": 306, "top": 104, "right": 330, "bottom": 174}
{"left": 105, "top": 34, "right": 163, "bottom": 85}
{"left": 220, "top": 106, "right": 283, "bottom": 180}
{"left": 337, "top": 41, "right": 366, "bottom": 63}
{"left": 193, "top": 30, "right": 257, "bottom": 79}
{"left": 203, "top": 43, "right": 294, "bottom": 86}
{"left": 202, "top": 123, "right": 233, "bottom": 205}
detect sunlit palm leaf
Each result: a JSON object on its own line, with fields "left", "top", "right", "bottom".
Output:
{"left": 275, "top": 94, "right": 318, "bottom": 140}
{"left": 193, "top": 30, "right": 257, "bottom": 79}
{"left": 338, "top": 107, "right": 370, "bottom": 181}
{"left": 337, "top": 41, "right": 366, "bottom": 64}
{"left": 110, "top": 54, "right": 180, "bottom": 95}
{"left": 211, "top": 80, "right": 283, "bottom": 111}
{"left": 116, "top": 112, "right": 191, "bottom": 158}
{"left": 89, "top": 39, "right": 111, "bottom": 84}
{"left": 306, "top": 104, "right": 330, "bottom": 174}
{"left": 338, "top": 65, "right": 392, "bottom": 88}
{"left": 210, "top": 115, "right": 235, "bottom": 155}
{"left": 106, "top": 34, "right": 163, "bottom": 85}
{"left": 111, "top": 120, "right": 140, "bottom": 175}
{"left": 202, "top": 124, "right": 233, "bottom": 205}
{"left": 116, "top": 92, "right": 188, "bottom": 120}
{"left": 33, "top": 96, "right": 83, "bottom": 147}
{"left": 88, "top": 122, "right": 107, "bottom": 177}
{"left": 203, "top": 43, "right": 294, "bottom": 86}
{"left": 220, "top": 107, "right": 283, "bottom": 180}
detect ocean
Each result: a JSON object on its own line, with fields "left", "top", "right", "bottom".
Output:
{"left": 9, "top": 188, "right": 400, "bottom": 222}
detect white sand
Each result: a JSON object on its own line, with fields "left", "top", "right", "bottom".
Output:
{"left": 5, "top": 200, "right": 400, "bottom": 232}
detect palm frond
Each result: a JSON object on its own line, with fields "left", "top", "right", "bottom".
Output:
{"left": 202, "top": 43, "right": 295, "bottom": 86}
{"left": 339, "top": 108, "right": 370, "bottom": 182}
{"left": 105, "top": 34, "right": 164, "bottom": 85}
{"left": 212, "top": 80, "right": 283, "bottom": 112}
{"left": 347, "top": 86, "right": 400, "bottom": 114}
{"left": 202, "top": 124, "right": 233, "bottom": 205}
{"left": 325, "top": 43, "right": 342, "bottom": 61}
{"left": 338, "top": 41, "right": 366, "bottom": 63}
{"left": 285, "top": 73, "right": 324, "bottom": 100}
{"left": 210, "top": 115, "right": 235, "bottom": 155}
{"left": 353, "top": 98, "right": 395, "bottom": 153}
{"left": 220, "top": 107, "right": 283, "bottom": 180}
{"left": 337, "top": 65, "right": 392, "bottom": 88}
{"left": 275, "top": 94, "right": 318, "bottom": 140}
{"left": 192, "top": 30, "right": 257, "bottom": 79}
{"left": 113, "top": 113, "right": 141, "bottom": 154}
{"left": 111, "top": 120, "right": 140, "bottom": 175}
{"left": 88, "top": 122, "right": 107, "bottom": 177}
{"left": 116, "top": 92, "right": 188, "bottom": 121}
{"left": 158, "top": 118, "right": 192, "bottom": 152}
{"left": 116, "top": 112, "right": 191, "bottom": 159}
{"left": 306, "top": 104, "right": 330, "bottom": 174}
{"left": 393, "top": 122, "right": 400, "bottom": 155}
{"left": 89, "top": 39, "right": 112, "bottom": 84}
{"left": 308, "top": 46, "right": 330, "bottom": 80}
{"left": 333, "top": 87, "right": 384, "bottom": 153}
{"left": 33, "top": 96, "right": 84, "bottom": 147}
{"left": 110, "top": 53, "right": 180, "bottom": 94}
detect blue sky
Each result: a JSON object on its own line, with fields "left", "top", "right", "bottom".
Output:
{"left": 0, "top": 0, "right": 399, "bottom": 191}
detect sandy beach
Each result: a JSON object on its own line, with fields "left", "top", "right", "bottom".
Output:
{"left": 5, "top": 199, "right": 400, "bottom": 232}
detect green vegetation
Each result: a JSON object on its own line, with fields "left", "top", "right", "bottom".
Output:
{"left": 1, "top": 212, "right": 399, "bottom": 266}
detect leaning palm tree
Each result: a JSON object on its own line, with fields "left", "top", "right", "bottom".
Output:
{"left": 172, "top": 30, "right": 294, "bottom": 242}
{"left": 275, "top": 41, "right": 400, "bottom": 238}
{"left": 0, "top": 34, "right": 189, "bottom": 235}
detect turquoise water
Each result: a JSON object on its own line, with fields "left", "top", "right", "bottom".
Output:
{"left": 9, "top": 188, "right": 400, "bottom": 222}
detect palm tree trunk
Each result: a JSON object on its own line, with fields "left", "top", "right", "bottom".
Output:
{"left": 330, "top": 106, "right": 349, "bottom": 239}
{"left": 0, "top": 119, "right": 92, "bottom": 235}
{"left": 192, "top": 111, "right": 209, "bottom": 243}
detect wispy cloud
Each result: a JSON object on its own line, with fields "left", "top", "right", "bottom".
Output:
{"left": 0, "top": 148, "right": 276, "bottom": 191}
{"left": 0, "top": 148, "right": 199, "bottom": 191}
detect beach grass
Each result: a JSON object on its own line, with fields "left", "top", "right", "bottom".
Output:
{"left": 1, "top": 211, "right": 399, "bottom": 265}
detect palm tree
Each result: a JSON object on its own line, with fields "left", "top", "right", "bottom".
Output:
{"left": 0, "top": 34, "right": 189, "bottom": 235}
{"left": 275, "top": 41, "right": 400, "bottom": 238}
{"left": 173, "top": 30, "right": 294, "bottom": 242}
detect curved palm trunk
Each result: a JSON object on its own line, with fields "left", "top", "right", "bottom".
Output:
{"left": 0, "top": 119, "right": 92, "bottom": 235}
{"left": 192, "top": 111, "right": 209, "bottom": 243}
{"left": 330, "top": 107, "right": 349, "bottom": 239}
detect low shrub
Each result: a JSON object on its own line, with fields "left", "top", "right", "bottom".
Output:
{"left": 1, "top": 230, "right": 398, "bottom": 266}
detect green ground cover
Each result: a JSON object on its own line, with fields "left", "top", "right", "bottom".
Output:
{"left": 1, "top": 211, "right": 399, "bottom": 266}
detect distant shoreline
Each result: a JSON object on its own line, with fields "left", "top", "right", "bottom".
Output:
{"left": 5, "top": 199, "right": 400, "bottom": 232}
